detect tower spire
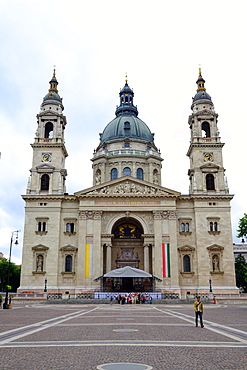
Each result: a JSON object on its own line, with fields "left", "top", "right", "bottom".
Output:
{"left": 48, "top": 68, "right": 59, "bottom": 93}
{"left": 196, "top": 67, "right": 206, "bottom": 92}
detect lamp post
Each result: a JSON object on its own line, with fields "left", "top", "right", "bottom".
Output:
{"left": 44, "top": 279, "right": 47, "bottom": 293}
{"left": 3, "top": 230, "right": 20, "bottom": 309}
{"left": 209, "top": 279, "right": 212, "bottom": 293}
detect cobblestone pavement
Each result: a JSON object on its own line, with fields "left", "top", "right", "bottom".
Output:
{"left": 0, "top": 303, "right": 247, "bottom": 369}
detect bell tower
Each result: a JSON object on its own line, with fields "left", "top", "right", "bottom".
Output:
{"left": 187, "top": 69, "right": 229, "bottom": 194}
{"left": 27, "top": 70, "right": 68, "bottom": 195}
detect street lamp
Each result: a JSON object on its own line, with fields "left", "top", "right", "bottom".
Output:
{"left": 44, "top": 279, "right": 47, "bottom": 293}
{"left": 3, "top": 230, "right": 20, "bottom": 309}
{"left": 209, "top": 279, "right": 212, "bottom": 293}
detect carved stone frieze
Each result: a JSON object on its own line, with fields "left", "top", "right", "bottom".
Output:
{"left": 86, "top": 181, "right": 170, "bottom": 196}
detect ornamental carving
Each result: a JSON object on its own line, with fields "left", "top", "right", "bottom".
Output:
{"left": 78, "top": 210, "right": 102, "bottom": 219}
{"left": 86, "top": 181, "right": 170, "bottom": 196}
{"left": 101, "top": 212, "right": 115, "bottom": 233}
{"left": 153, "top": 210, "right": 177, "bottom": 219}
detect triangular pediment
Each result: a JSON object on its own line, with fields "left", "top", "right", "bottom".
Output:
{"left": 200, "top": 162, "right": 219, "bottom": 170}
{"left": 75, "top": 176, "right": 180, "bottom": 197}
{"left": 36, "top": 163, "right": 55, "bottom": 172}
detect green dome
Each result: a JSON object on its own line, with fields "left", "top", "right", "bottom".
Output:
{"left": 100, "top": 115, "right": 154, "bottom": 143}
{"left": 99, "top": 80, "right": 154, "bottom": 143}
{"left": 43, "top": 91, "right": 62, "bottom": 103}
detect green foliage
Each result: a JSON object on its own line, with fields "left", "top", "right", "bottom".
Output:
{"left": 0, "top": 259, "right": 21, "bottom": 292}
{"left": 235, "top": 254, "right": 247, "bottom": 291}
{"left": 237, "top": 213, "right": 247, "bottom": 240}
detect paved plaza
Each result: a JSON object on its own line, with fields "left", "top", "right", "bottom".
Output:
{"left": 0, "top": 302, "right": 246, "bottom": 369}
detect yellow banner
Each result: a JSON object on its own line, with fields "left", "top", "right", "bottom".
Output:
{"left": 85, "top": 243, "right": 92, "bottom": 278}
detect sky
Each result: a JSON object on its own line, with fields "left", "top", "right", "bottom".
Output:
{"left": 0, "top": 0, "right": 246, "bottom": 264}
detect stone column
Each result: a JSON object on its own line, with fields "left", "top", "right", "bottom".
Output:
{"left": 144, "top": 244, "right": 149, "bottom": 273}
{"left": 167, "top": 211, "right": 179, "bottom": 289}
{"left": 93, "top": 211, "right": 103, "bottom": 279}
{"left": 153, "top": 211, "right": 163, "bottom": 278}
{"left": 77, "top": 211, "right": 87, "bottom": 288}
{"left": 106, "top": 244, "right": 112, "bottom": 272}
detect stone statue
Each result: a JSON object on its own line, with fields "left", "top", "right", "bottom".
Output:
{"left": 37, "top": 254, "right": 43, "bottom": 272}
{"left": 213, "top": 255, "right": 219, "bottom": 272}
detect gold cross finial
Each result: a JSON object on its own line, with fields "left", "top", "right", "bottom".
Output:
{"left": 198, "top": 64, "right": 202, "bottom": 76}
{"left": 125, "top": 73, "right": 128, "bottom": 82}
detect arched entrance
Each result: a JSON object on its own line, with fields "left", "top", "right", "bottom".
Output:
{"left": 112, "top": 218, "right": 144, "bottom": 270}
{"left": 102, "top": 218, "right": 153, "bottom": 292}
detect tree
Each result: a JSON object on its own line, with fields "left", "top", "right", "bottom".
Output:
{"left": 235, "top": 254, "right": 247, "bottom": 292}
{"left": 0, "top": 259, "right": 21, "bottom": 292}
{"left": 237, "top": 213, "right": 247, "bottom": 241}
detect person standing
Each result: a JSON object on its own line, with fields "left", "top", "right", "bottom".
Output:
{"left": 194, "top": 296, "right": 204, "bottom": 328}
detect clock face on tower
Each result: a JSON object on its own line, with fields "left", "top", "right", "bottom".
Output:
{"left": 204, "top": 153, "right": 213, "bottom": 162}
{"left": 42, "top": 153, "right": 52, "bottom": 162}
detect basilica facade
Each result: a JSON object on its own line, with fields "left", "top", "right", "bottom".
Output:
{"left": 19, "top": 70, "right": 238, "bottom": 297}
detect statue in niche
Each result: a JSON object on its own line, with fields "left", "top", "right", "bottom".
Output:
{"left": 153, "top": 171, "right": 159, "bottom": 184}
{"left": 36, "top": 254, "right": 44, "bottom": 272}
{"left": 95, "top": 170, "right": 101, "bottom": 185}
{"left": 212, "top": 255, "right": 219, "bottom": 272}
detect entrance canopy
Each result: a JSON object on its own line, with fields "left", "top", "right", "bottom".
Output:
{"left": 103, "top": 266, "right": 152, "bottom": 278}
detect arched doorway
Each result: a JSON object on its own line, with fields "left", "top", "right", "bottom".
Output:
{"left": 102, "top": 218, "right": 153, "bottom": 292}
{"left": 112, "top": 218, "right": 143, "bottom": 270}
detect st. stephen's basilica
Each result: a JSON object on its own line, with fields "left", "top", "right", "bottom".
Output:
{"left": 19, "top": 70, "right": 238, "bottom": 297}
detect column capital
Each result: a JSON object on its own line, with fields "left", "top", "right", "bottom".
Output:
{"left": 78, "top": 210, "right": 103, "bottom": 219}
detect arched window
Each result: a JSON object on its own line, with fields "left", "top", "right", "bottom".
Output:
{"left": 214, "top": 222, "right": 218, "bottom": 231}
{"left": 41, "top": 174, "right": 49, "bottom": 190}
{"left": 136, "top": 168, "right": 143, "bottom": 180}
{"left": 181, "top": 223, "right": 185, "bottom": 232}
{"left": 123, "top": 167, "right": 131, "bottom": 176}
{"left": 183, "top": 255, "right": 191, "bottom": 272}
{"left": 206, "top": 174, "right": 215, "bottom": 190}
{"left": 38, "top": 222, "right": 46, "bottom": 232}
{"left": 111, "top": 168, "right": 118, "bottom": 181}
{"left": 124, "top": 121, "right": 130, "bottom": 129}
{"left": 185, "top": 223, "right": 189, "bottom": 232}
{"left": 66, "top": 223, "right": 74, "bottom": 233}
{"left": 44, "top": 122, "right": 54, "bottom": 138}
{"left": 65, "top": 255, "right": 73, "bottom": 272}
{"left": 202, "top": 121, "right": 210, "bottom": 138}
{"left": 209, "top": 222, "right": 213, "bottom": 231}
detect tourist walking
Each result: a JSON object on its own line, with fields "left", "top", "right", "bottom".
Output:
{"left": 193, "top": 296, "right": 204, "bottom": 328}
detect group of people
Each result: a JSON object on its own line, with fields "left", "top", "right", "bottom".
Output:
{"left": 110, "top": 293, "right": 153, "bottom": 305}
{"left": 110, "top": 293, "right": 205, "bottom": 328}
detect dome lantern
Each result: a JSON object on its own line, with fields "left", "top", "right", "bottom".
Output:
{"left": 42, "top": 69, "right": 63, "bottom": 105}
{"left": 115, "top": 76, "right": 138, "bottom": 117}
{"left": 192, "top": 68, "right": 212, "bottom": 104}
